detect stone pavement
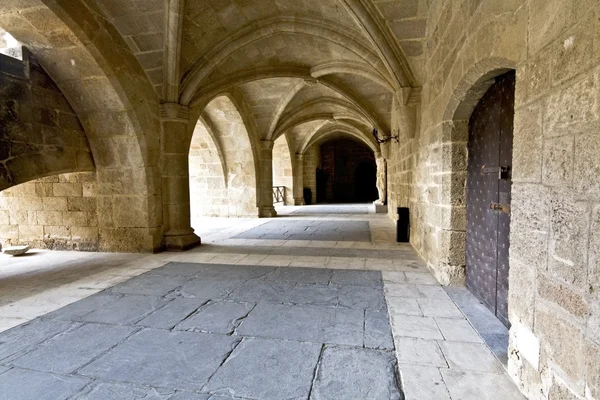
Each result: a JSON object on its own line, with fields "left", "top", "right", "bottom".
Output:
{"left": 0, "top": 204, "right": 524, "bottom": 399}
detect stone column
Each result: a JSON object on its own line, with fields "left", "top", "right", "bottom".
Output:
{"left": 160, "top": 103, "right": 201, "bottom": 250}
{"left": 258, "top": 140, "right": 278, "bottom": 217}
{"left": 293, "top": 154, "right": 305, "bottom": 205}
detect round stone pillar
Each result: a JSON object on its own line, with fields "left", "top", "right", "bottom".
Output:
{"left": 258, "top": 140, "right": 277, "bottom": 218}
{"left": 160, "top": 103, "right": 201, "bottom": 250}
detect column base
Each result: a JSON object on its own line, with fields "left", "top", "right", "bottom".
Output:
{"left": 163, "top": 230, "right": 201, "bottom": 251}
{"left": 258, "top": 207, "right": 278, "bottom": 218}
{"left": 294, "top": 198, "right": 305, "bottom": 206}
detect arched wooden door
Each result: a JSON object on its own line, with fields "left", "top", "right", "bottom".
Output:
{"left": 466, "top": 71, "right": 515, "bottom": 327}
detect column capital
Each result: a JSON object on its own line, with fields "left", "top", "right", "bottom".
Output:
{"left": 259, "top": 139, "right": 274, "bottom": 150}
{"left": 160, "top": 102, "right": 190, "bottom": 122}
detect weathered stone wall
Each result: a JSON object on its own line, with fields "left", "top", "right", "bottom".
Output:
{"left": 303, "top": 145, "right": 320, "bottom": 205}
{"left": 385, "top": 0, "right": 600, "bottom": 398}
{"left": 0, "top": 51, "right": 94, "bottom": 190}
{"left": 0, "top": 172, "right": 98, "bottom": 250}
{"left": 272, "top": 135, "right": 294, "bottom": 205}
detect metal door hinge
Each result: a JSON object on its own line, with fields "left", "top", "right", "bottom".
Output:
{"left": 490, "top": 202, "right": 510, "bottom": 214}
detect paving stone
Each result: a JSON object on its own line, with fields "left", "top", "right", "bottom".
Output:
{"left": 175, "top": 301, "right": 254, "bottom": 334}
{"left": 364, "top": 309, "right": 394, "bottom": 349}
{"left": 394, "top": 337, "right": 447, "bottom": 367}
{"left": 79, "top": 295, "right": 167, "bottom": 325}
{"left": 435, "top": 318, "right": 483, "bottom": 343}
{"left": 404, "top": 272, "right": 439, "bottom": 285}
{"left": 416, "top": 285, "right": 452, "bottom": 300}
{"left": 168, "top": 393, "right": 211, "bottom": 400}
{"left": 227, "top": 280, "right": 295, "bottom": 303}
{"left": 150, "top": 262, "right": 209, "bottom": 277}
{"left": 479, "top": 332, "right": 509, "bottom": 365}
{"left": 266, "top": 266, "right": 332, "bottom": 284}
{"left": 387, "top": 296, "right": 422, "bottom": 316}
{"left": 43, "top": 293, "right": 118, "bottom": 321}
{"left": 399, "top": 364, "right": 451, "bottom": 400}
{"left": 0, "top": 368, "right": 90, "bottom": 400}
{"left": 136, "top": 298, "right": 208, "bottom": 329}
{"left": 11, "top": 323, "right": 137, "bottom": 374}
{"left": 331, "top": 270, "right": 383, "bottom": 287}
{"left": 338, "top": 284, "right": 387, "bottom": 310}
{"left": 438, "top": 341, "right": 504, "bottom": 373}
{"left": 390, "top": 315, "right": 443, "bottom": 340}
{"left": 385, "top": 283, "right": 421, "bottom": 298}
{"left": 180, "top": 279, "right": 244, "bottom": 299}
{"left": 79, "top": 329, "right": 239, "bottom": 391}
{"left": 286, "top": 283, "right": 338, "bottom": 307}
{"left": 441, "top": 370, "right": 525, "bottom": 399}
{"left": 111, "top": 274, "right": 188, "bottom": 296}
{"left": 74, "top": 382, "right": 174, "bottom": 399}
{"left": 311, "top": 346, "right": 402, "bottom": 400}
{"left": 205, "top": 338, "right": 321, "bottom": 400}
{"left": 382, "top": 271, "right": 407, "bottom": 283}
{"left": 417, "top": 298, "right": 464, "bottom": 318}
{"left": 195, "top": 264, "right": 275, "bottom": 281}
{"left": 0, "top": 319, "right": 72, "bottom": 361}
{"left": 237, "top": 303, "right": 364, "bottom": 346}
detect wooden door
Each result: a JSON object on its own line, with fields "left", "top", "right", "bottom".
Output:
{"left": 466, "top": 71, "right": 515, "bottom": 327}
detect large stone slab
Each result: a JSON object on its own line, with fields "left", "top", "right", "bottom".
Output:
{"left": 286, "top": 283, "right": 339, "bottom": 307}
{"left": 150, "top": 262, "right": 209, "bottom": 277}
{"left": 79, "top": 329, "right": 239, "bottom": 390}
{"left": 136, "top": 298, "right": 208, "bottom": 329}
{"left": 236, "top": 303, "right": 364, "bottom": 346}
{"left": 79, "top": 295, "right": 167, "bottom": 325}
{"left": 175, "top": 301, "right": 254, "bottom": 334}
{"left": 195, "top": 264, "right": 275, "bottom": 281}
{"left": 204, "top": 338, "right": 321, "bottom": 400}
{"left": 180, "top": 279, "right": 244, "bottom": 299}
{"left": 266, "top": 267, "right": 332, "bottom": 284}
{"left": 0, "top": 319, "right": 72, "bottom": 361}
{"left": 364, "top": 309, "right": 394, "bottom": 349}
{"left": 227, "top": 280, "right": 295, "bottom": 304}
{"left": 0, "top": 368, "right": 90, "bottom": 400}
{"left": 74, "top": 382, "right": 174, "bottom": 400}
{"left": 44, "top": 293, "right": 118, "bottom": 321}
{"left": 11, "top": 323, "right": 137, "bottom": 374}
{"left": 331, "top": 270, "right": 383, "bottom": 288}
{"left": 110, "top": 274, "right": 188, "bottom": 296}
{"left": 441, "top": 370, "right": 525, "bottom": 400}
{"left": 311, "top": 346, "right": 402, "bottom": 400}
{"left": 338, "top": 284, "right": 387, "bottom": 310}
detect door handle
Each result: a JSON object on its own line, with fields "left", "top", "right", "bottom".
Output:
{"left": 490, "top": 202, "right": 510, "bottom": 214}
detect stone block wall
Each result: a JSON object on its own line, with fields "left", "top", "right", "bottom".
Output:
{"left": 0, "top": 51, "right": 94, "bottom": 190}
{"left": 0, "top": 172, "right": 98, "bottom": 250}
{"left": 303, "top": 145, "right": 320, "bottom": 204}
{"left": 385, "top": 0, "right": 600, "bottom": 398}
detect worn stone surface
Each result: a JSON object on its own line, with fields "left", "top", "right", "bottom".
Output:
{"left": 311, "top": 346, "right": 402, "bottom": 400}
{"left": 0, "top": 368, "right": 90, "bottom": 400}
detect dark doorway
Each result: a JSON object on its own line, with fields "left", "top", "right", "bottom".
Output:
{"left": 354, "top": 162, "right": 378, "bottom": 202}
{"left": 318, "top": 139, "right": 377, "bottom": 203}
{"left": 465, "top": 71, "right": 515, "bottom": 327}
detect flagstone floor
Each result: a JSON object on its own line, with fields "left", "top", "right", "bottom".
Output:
{"left": 0, "top": 204, "right": 524, "bottom": 400}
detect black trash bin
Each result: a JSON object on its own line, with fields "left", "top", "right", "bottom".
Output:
{"left": 397, "top": 207, "right": 410, "bottom": 242}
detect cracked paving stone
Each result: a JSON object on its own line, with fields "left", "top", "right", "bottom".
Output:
{"left": 150, "top": 262, "right": 210, "bottom": 277}
{"left": 42, "top": 293, "right": 117, "bottom": 321}
{"left": 74, "top": 382, "right": 175, "bottom": 400}
{"left": 180, "top": 279, "right": 244, "bottom": 300}
{"left": 195, "top": 264, "right": 275, "bottom": 281}
{"left": 204, "top": 337, "right": 321, "bottom": 400}
{"left": 78, "top": 329, "right": 239, "bottom": 390}
{"left": 136, "top": 298, "right": 209, "bottom": 329}
{"left": 311, "top": 346, "right": 402, "bottom": 400}
{"left": 337, "top": 285, "right": 387, "bottom": 310}
{"left": 227, "top": 280, "right": 296, "bottom": 303}
{"left": 110, "top": 274, "right": 188, "bottom": 296}
{"left": 236, "top": 303, "right": 364, "bottom": 346}
{"left": 0, "top": 318, "right": 72, "bottom": 361}
{"left": 266, "top": 267, "right": 332, "bottom": 284}
{"left": 175, "top": 301, "right": 254, "bottom": 334}
{"left": 79, "top": 295, "right": 168, "bottom": 325}
{"left": 286, "top": 283, "right": 339, "bottom": 307}
{"left": 10, "top": 323, "right": 138, "bottom": 374}
{"left": 0, "top": 368, "right": 90, "bottom": 400}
